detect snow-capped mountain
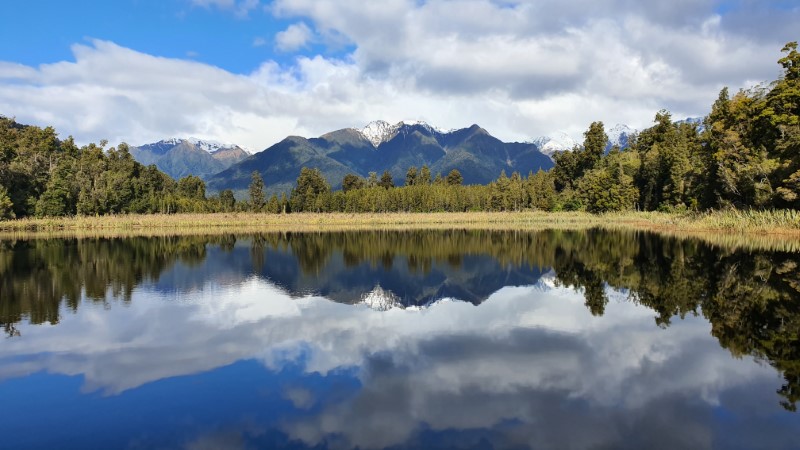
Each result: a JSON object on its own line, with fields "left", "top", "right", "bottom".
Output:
{"left": 358, "top": 120, "right": 398, "bottom": 147}
{"left": 131, "top": 138, "right": 251, "bottom": 180}
{"left": 156, "top": 138, "right": 250, "bottom": 155}
{"left": 208, "top": 122, "right": 554, "bottom": 195}
{"left": 359, "top": 285, "right": 404, "bottom": 311}
{"left": 532, "top": 124, "right": 638, "bottom": 160}
{"left": 356, "top": 120, "right": 454, "bottom": 148}
{"left": 530, "top": 132, "right": 579, "bottom": 158}
{"left": 606, "top": 124, "right": 635, "bottom": 150}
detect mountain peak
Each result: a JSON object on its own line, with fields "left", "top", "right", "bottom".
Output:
{"left": 358, "top": 120, "right": 397, "bottom": 147}
{"left": 356, "top": 120, "right": 455, "bottom": 148}
{"left": 606, "top": 124, "right": 635, "bottom": 149}
{"left": 151, "top": 137, "right": 250, "bottom": 155}
{"left": 530, "top": 132, "right": 578, "bottom": 157}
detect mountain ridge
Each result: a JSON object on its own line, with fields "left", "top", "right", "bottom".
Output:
{"left": 207, "top": 121, "right": 554, "bottom": 196}
{"left": 130, "top": 138, "right": 250, "bottom": 180}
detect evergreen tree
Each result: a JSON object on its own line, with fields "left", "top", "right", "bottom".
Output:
{"left": 342, "top": 173, "right": 365, "bottom": 192}
{"left": 764, "top": 41, "right": 800, "bottom": 207}
{"left": 367, "top": 172, "right": 379, "bottom": 188}
{"left": 219, "top": 189, "right": 236, "bottom": 212}
{"left": 249, "top": 171, "right": 266, "bottom": 211}
{"left": 526, "top": 169, "right": 556, "bottom": 211}
{"left": 0, "top": 185, "right": 14, "bottom": 220}
{"left": 379, "top": 170, "right": 394, "bottom": 189}
{"left": 405, "top": 166, "right": 418, "bottom": 186}
{"left": 581, "top": 121, "right": 608, "bottom": 173}
{"left": 446, "top": 169, "right": 463, "bottom": 186}
{"left": 177, "top": 175, "right": 206, "bottom": 200}
{"left": 419, "top": 165, "right": 432, "bottom": 185}
{"left": 291, "top": 167, "right": 330, "bottom": 212}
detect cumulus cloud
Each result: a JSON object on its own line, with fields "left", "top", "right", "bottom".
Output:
{"left": 275, "top": 22, "right": 314, "bottom": 52}
{"left": 0, "top": 274, "right": 783, "bottom": 449}
{"left": 0, "top": 0, "right": 797, "bottom": 149}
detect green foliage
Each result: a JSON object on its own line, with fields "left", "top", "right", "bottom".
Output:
{"left": 0, "top": 184, "right": 14, "bottom": 219}
{"left": 379, "top": 170, "right": 394, "bottom": 189}
{"left": 446, "top": 169, "right": 463, "bottom": 186}
{"left": 290, "top": 167, "right": 331, "bottom": 212}
{"left": 405, "top": 166, "right": 418, "bottom": 186}
{"left": 219, "top": 189, "right": 236, "bottom": 212}
{"left": 419, "top": 165, "right": 432, "bottom": 185}
{"left": 342, "top": 173, "right": 365, "bottom": 192}
{"left": 249, "top": 171, "right": 266, "bottom": 212}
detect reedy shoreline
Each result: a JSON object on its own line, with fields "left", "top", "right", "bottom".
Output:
{"left": 1, "top": 210, "right": 799, "bottom": 237}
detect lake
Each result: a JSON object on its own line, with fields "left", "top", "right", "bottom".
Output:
{"left": 1, "top": 229, "right": 799, "bottom": 449}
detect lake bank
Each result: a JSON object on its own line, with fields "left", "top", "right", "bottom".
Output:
{"left": 2, "top": 210, "right": 800, "bottom": 252}
{"left": 1, "top": 210, "right": 799, "bottom": 233}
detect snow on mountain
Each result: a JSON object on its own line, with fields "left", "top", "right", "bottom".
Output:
{"left": 151, "top": 138, "right": 250, "bottom": 154}
{"left": 359, "top": 285, "right": 403, "bottom": 311}
{"left": 530, "top": 132, "right": 578, "bottom": 158}
{"left": 359, "top": 120, "right": 399, "bottom": 147}
{"left": 532, "top": 124, "right": 638, "bottom": 160}
{"left": 606, "top": 124, "right": 635, "bottom": 149}
{"left": 356, "top": 120, "right": 453, "bottom": 148}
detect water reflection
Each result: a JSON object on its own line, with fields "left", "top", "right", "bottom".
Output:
{"left": 0, "top": 230, "right": 799, "bottom": 449}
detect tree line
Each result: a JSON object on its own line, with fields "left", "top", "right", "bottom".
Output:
{"left": 1, "top": 41, "right": 798, "bottom": 218}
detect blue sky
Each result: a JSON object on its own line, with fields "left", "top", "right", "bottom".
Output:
{"left": 0, "top": 0, "right": 797, "bottom": 150}
{"left": 0, "top": 1, "right": 343, "bottom": 74}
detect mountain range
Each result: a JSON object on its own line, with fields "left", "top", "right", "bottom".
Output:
{"left": 531, "top": 123, "right": 636, "bottom": 157}
{"left": 206, "top": 121, "right": 554, "bottom": 195}
{"left": 130, "top": 138, "right": 250, "bottom": 180}
{"left": 129, "top": 118, "right": 701, "bottom": 196}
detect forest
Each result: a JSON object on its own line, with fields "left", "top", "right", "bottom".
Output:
{"left": 0, "top": 42, "right": 798, "bottom": 219}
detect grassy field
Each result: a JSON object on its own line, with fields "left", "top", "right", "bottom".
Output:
{"left": 2, "top": 210, "right": 800, "bottom": 252}
{"left": 0, "top": 209, "right": 799, "bottom": 233}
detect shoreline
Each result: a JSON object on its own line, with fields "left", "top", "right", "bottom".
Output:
{"left": 0, "top": 210, "right": 798, "bottom": 235}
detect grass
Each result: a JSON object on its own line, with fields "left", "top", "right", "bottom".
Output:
{"left": 1, "top": 210, "right": 799, "bottom": 232}
{"left": 2, "top": 210, "right": 800, "bottom": 252}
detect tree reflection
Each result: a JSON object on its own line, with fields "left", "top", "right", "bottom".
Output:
{"left": 0, "top": 229, "right": 798, "bottom": 410}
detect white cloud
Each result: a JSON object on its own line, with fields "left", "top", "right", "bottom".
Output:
{"left": 0, "top": 274, "right": 780, "bottom": 449}
{"left": 0, "top": 0, "right": 796, "bottom": 149}
{"left": 274, "top": 22, "right": 314, "bottom": 52}
{"left": 252, "top": 36, "right": 267, "bottom": 47}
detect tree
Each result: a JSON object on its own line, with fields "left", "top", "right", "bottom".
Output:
{"left": 291, "top": 167, "right": 330, "bottom": 212}
{"left": 367, "top": 172, "right": 379, "bottom": 188}
{"left": 581, "top": 121, "right": 608, "bottom": 172}
{"left": 249, "top": 171, "right": 266, "bottom": 211}
{"left": 342, "top": 173, "right": 365, "bottom": 192}
{"left": 419, "top": 165, "right": 432, "bottom": 185}
{"left": 178, "top": 175, "right": 206, "bottom": 200}
{"left": 446, "top": 169, "right": 463, "bottom": 186}
{"left": 526, "top": 169, "right": 556, "bottom": 211}
{"left": 219, "top": 189, "right": 236, "bottom": 212}
{"left": 379, "top": 170, "right": 394, "bottom": 189}
{"left": 405, "top": 166, "right": 418, "bottom": 186}
{"left": 0, "top": 185, "right": 14, "bottom": 220}
{"left": 763, "top": 41, "right": 800, "bottom": 207}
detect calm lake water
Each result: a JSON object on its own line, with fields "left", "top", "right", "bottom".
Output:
{"left": 1, "top": 229, "right": 799, "bottom": 449}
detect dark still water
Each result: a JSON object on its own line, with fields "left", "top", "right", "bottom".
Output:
{"left": 1, "top": 229, "right": 799, "bottom": 450}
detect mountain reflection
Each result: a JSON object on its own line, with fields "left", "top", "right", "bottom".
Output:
{"left": 2, "top": 229, "right": 800, "bottom": 411}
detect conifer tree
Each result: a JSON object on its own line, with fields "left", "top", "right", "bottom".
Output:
{"left": 249, "top": 171, "right": 266, "bottom": 212}
{"left": 379, "top": 170, "right": 394, "bottom": 189}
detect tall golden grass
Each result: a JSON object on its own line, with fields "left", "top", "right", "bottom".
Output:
{"left": 2, "top": 210, "right": 799, "bottom": 252}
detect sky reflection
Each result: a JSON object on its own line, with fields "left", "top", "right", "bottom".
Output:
{"left": 1, "top": 271, "right": 795, "bottom": 449}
